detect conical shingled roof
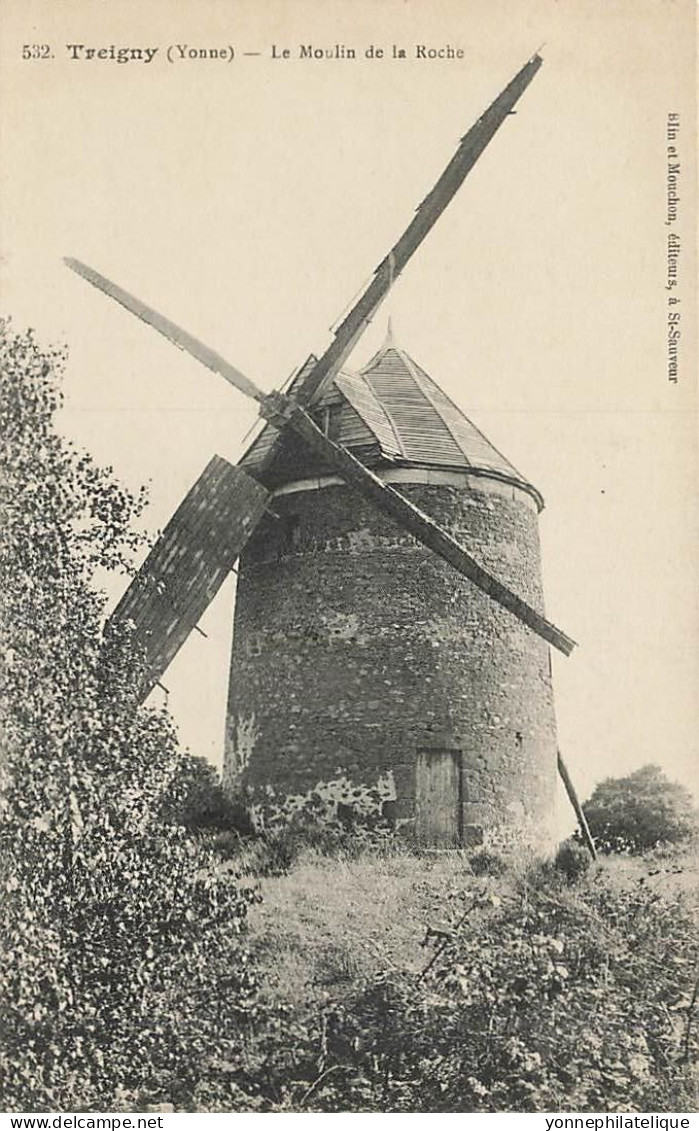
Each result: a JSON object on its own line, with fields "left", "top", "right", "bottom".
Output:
{"left": 240, "top": 337, "right": 542, "bottom": 510}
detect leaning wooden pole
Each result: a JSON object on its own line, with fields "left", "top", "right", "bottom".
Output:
{"left": 557, "top": 750, "right": 597, "bottom": 860}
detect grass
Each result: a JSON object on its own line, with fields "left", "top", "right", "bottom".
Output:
{"left": 245, "top": 838, "right": 699, "bottom": 1010}
{"left": 598, "top": 839, "right": 699, "bottom": 898}
{"left": 247, "top": 846, "right": 479, "bottom": 999}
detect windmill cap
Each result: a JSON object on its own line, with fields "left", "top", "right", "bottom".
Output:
{"left": 345, "top": 338, "right": 543, "bottom": 510}
{"left": 241, "top": 338, "right": 544, "bottom": 511}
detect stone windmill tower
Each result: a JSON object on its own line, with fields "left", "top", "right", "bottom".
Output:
{"left": 228, "top": 329, "right": 558, "bottom": 851}
{"left": 65, "top": 53, "right": 576, "bottom": 853}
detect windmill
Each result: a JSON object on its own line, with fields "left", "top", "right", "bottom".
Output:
{"left": 65, "top": 53, "right": 581, "bottom": 852}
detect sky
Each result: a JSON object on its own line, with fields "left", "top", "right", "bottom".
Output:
{"left": 1, "top": 0, "right": 697, "bottom": 817}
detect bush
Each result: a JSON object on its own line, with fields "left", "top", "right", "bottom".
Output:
{"left": 554, "top": 837, "right": 592, "bottom": 883}
{"left": 467, "top": 850, "right": 509, "bottom": 878}
{"left": 163, "top": 753, "right": 253, "bottom": 835}
{"left": 0, "top": 322, "right": 260, "bottom": 1110}
{"left": 243, "top": 864, "right": 698, "bottom": 1112}
{"left": 582, "top": 764, "right": 699, "bottom": 855}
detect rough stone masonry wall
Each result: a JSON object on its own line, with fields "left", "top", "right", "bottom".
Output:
{"left": 225, "top": 479, "right": 558, "bottom": 853}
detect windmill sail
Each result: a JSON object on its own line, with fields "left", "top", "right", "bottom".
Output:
{"left": 65, "top": 260, "right": 574, "bottom": 654}
{"left": 107, "top": 456, "right": 269, "bottom": 698}
{"left": 64, "top": 258, "right": 265, "bottom": 406}
{"left": 271, "top": 53, "right": 544, "bottom": 422}
{"left": 69, "top": 52, "right": 575, "bottom": 666}
{"left": 64, "top": 267, "right": 575, "bottom": 655}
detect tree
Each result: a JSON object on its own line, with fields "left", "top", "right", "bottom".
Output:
{"left": 582, "top": 764, "right": 699, "bottom": 855}
{"left": 0, "top": 320, "right": 258, "bottom": 1111}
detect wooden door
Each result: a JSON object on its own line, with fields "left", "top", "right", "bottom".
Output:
{"left": 415, "top": 748, "right": 462, "bottom": 847}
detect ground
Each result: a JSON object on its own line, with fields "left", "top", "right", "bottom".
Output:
{"left": 244, "top": 839, "right": 699, "bottom": 1011}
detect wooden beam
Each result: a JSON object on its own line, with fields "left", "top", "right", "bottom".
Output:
{"left": 299, "top": 55, "right": 544, "bottom": 408}
{"left": 557, "top": 750, "right": 597, "bottom": 859}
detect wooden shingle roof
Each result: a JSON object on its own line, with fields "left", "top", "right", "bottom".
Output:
{"left": 240, "top": 339, "right": 542, "bottom": 508}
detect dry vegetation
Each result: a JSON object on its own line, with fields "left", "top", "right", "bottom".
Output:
{"left": 246, "top": 841, "right": 699, "bottom": 1008}
{"left": 248, "top": 847, "right": 511, "bottom": 996}
{"left": 234, "top": 840, "right": 699, "bottom": 1112}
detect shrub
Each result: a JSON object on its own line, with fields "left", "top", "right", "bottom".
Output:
{"left": 0, "top": 321, "right": 260, "bottom": 1110}
{"left": 162, "top": 753, "right": 253, "bottom": 835}
{"left": 264, "top": 865, "right": 699, "bottom": 1112}
{"left": 582, "top": 764, "right": 699, "bottom": 855}
{"left": 554, "top": 836, "right": 592, "bottom": 883}
{"left": 467, "top": 850, "right": 509, "bottom": 878}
